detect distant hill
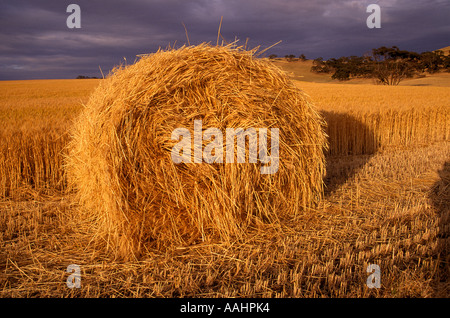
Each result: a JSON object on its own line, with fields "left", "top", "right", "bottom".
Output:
{"left": 269, "top": 59, "right": 334, "bottom": 83}
{"left": 269, "top": 56, "right": 450, "bottom": 87}
{"left": 436, "top": 46, "right": 450, "bottom": 55}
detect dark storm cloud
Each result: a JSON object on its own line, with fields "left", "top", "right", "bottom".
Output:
{"left": 0, "top": 0, "right": 449, "bottom": 80}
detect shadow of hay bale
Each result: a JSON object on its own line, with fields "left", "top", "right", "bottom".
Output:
{"left": 321, "top": 111, "right": 379, "bottom": 195}
{"left": 429, "top": 161, "right": 450, "bottom": 296}
{"left": 321, "top": 111, "right": 379, "bottom": 157}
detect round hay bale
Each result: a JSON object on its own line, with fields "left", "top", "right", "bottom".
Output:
{"left": 66, "top": 43, "right": 327, "bottom": 258}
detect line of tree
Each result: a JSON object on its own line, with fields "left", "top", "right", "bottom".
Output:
{"left": 311, "top": 46, "right": 450, "bottom": 85}
{"left": 76, "top": 75, "right": 99, "bottom": 79}
{"left": 268, "top": 54, "right": 307, "bottom": 61}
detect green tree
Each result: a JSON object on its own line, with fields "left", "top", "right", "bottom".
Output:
{"left": 371, "top": 47, "right": 417, "bottom": 85}
{"left": 311, "top": 57, "right": 331, "bottom": 73}
{"left": 285, "top": 54, "right": 296, "bottom": 61}
{"left": 419, "top": 51, "right": 445, "bottom": 73}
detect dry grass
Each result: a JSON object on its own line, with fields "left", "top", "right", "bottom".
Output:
{"left": 0, "top": 57, "right": 448, "bottom": 297}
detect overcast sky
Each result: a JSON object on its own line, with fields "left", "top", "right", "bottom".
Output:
{"left": 1, "top": 0, "right": 449, "bottom": 80}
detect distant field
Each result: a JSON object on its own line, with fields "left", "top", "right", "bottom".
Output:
{"left": 0, "top": 75, "right": 448, "bottom": 297}
{"left": 0, "top": 80, "right": 98, "bottom": 196}
{"left": 0, "top": 79, "right": 98, "bottom": 133}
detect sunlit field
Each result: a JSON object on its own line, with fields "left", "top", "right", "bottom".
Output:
{"left": 0, "top": 74, "right": 448, "bottom": 297}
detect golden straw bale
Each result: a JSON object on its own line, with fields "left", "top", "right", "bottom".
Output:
{"left": 65, "top": 43, "right": 327, "bottom": 259}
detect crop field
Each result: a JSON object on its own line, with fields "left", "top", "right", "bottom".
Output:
{"left": 0, "top": 70, "right": 448, "bottom": 297}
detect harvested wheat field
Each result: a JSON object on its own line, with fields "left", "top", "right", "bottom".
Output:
{"left": 0, "top": 45, "right": 449, "bottom": 298}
